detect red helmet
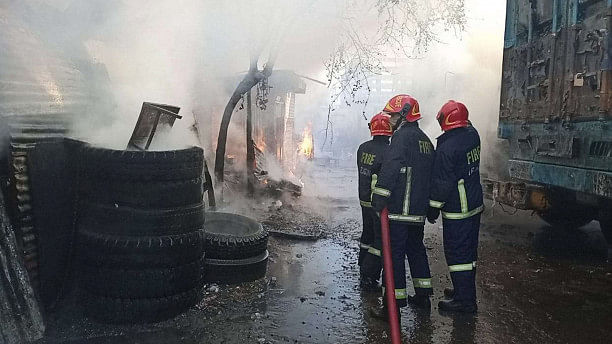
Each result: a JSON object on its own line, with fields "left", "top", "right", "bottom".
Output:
{"left": 437, "top": 100, "right": 469, "bottom": 131}
{"left": 369, "top": 112, "right": 393, "bottom": 136}
{"left": 383, "top": 95, "right": 421, "bottom": 122}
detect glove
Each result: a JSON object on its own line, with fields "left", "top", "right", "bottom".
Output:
{"left": 371, "top": 194, "right": 387, "bottom": 213}
{"left": 426, "top": 206, "right": 440, "bottom": 224}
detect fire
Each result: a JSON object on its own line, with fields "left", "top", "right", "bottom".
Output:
{"left": 256, "top": 137, "right": 266, "bottom": 151}
{"left": 298, "top": 125, "right": 314, "bottom": 160}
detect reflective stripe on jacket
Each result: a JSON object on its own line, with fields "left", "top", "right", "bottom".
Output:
{"left": 429, "top": 126, "right": 484, "bottom": 220}
{"left": 373, "top": 122, "right": 435, "bottom": 223}
{"left": 357, "top": 136, "right": 389, "bottom": 207}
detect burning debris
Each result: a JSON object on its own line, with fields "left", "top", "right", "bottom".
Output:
{"left": 253, "top": 145, "right": 304, "bottom": 197}
{"left": 297, "top": 124, "right": 314, "bottom": 160}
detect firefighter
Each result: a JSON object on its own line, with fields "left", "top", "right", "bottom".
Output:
{"left": 357, "top": 112, "right": 392, "bottom": 291}
{"left": 371, "top": 95, "right": 435, "bottom": 317}
{"left": 427, "top": 100, "right": 483, "bottom": 313}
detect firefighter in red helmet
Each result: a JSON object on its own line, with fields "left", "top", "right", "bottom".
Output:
{"left": 371, "top": 95, "right": 435, "bottom": 319}
{"left": 357, "top": 112, "right": 392, "bottom": 291}
{"left": 427, "top": 100, "right": 483, "bottom": 313}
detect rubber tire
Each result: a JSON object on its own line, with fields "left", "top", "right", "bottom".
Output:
{"left": 204, "top": 212, "right": 268, "bottom": 260}
{"left": 538, "top": 206, "right": 595, "bottom": 229}
{"left": 79, "top": 178, "right": 204, "bottom": 208}
{"left": 79, "top": 255, "right": 205, "bottom": 298}
{"left": 77, "top": 230, "right": 205, "bottom": 268}
{"left": 204, "top": 251, "right": 268, "bottom": 284}
{"left": 83, "top": 285, "right": 204, "bottom": 324}
{"left": 79, "top": 146, "right": 204, "bottom": 182}
{"left": 78, "top": 202, "right": 205, "bottom": 236}
{"left": 599, "top": 209, "right": 612, "bottom": 244}
{"left": 537, "top": 189, "right": 596, "bottom": 229}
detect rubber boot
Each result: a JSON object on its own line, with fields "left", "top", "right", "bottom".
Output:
{"left": 369, "top": 303, "right": 401, "bottom": 322}
{"left": 360, "top": 277, "right": 381, "bottom": 293}
{"left": 438, "top": 299, "right": 477, "bottom": 313}
{"left": 406, "top": 294, "right": 431, "bottom": 310}
{"left": 443, "top": 288, "right": 454, "bottom": 299}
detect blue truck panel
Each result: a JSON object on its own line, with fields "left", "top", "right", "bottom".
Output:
{"left": 500, "top": 0, "right": 612, "bottom": 200}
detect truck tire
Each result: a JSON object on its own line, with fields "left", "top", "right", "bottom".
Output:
{"left": 537, "top": 207, "right": 594, "bottom": 229}
{"left": 80, "top": 256, "right": 205, "bottom": 298}
{"left": 599, "top": 210, "right": 612, "bottom": 244}
{"left": 83, "top": 286, "right": 204, "bottom": 324}
{"left": 79, "top": 146, "right": 204, "bottom": 181}
{"left": 78, "top": 202, "right": 205, "bottom": 236}
{"left": 204, "top": 212, "right": 268, "bottom": 260}
{"left": 77, "top": 230, "right": 205, "bottom": 268}
{"left": 80, "top": 177, "right": 204, "bottom": 208}
{"left": 204, "top": 251, "right": 268, "bottom": 284}
{"left": 537, "top": 189, "right": 596, "bottom": 228}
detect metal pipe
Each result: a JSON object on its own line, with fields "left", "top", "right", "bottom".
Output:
{"left": 600, "top": 2, "right": 612, "bottom": 119}
{"left": 552, "top": 0, "right": 559, "bottom": 32}
{"left": 381, "top": 208, "right": 402, "bottom": 344}
{"left": 528, "top": 1, "right": 534, "bottom": 43}
{"left": 571, "top": 0, "right": 579, "bottom": 26}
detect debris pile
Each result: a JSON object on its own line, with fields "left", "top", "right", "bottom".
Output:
{"left": 262, "top": 202, "right": 327, "bottom": 240}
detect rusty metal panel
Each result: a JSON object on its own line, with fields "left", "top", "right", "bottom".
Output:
{"left": 508, "top": 159, "right": 612, "bottom": 199}
{"left": 500, "top": 0, "right": 608, "bottom": 123}
{"left": 127, "top": 103, "right": 182, "bottom": 151}
{"left": 535, "top": 135, "right": 577, "bottom": 158}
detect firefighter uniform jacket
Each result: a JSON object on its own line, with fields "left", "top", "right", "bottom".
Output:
{"left": 357, "top": 136, "right": 389, "bottom": 207}
{"left": 372, "top": 122, "right": 435, "bottom": 223}
{"left": 429, "top": 126, "right": 484, "bottom": 219}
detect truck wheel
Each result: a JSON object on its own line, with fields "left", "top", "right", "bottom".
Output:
{"left": 204, "top": 212, "right": 268, "bottom": 260}
{"left": 77, "top": 230, "right": 205, "bottom": 268}
{"left": 204, "top": 251, "right": 269, "bottom": 284}
{"left": 80, "top": 177, "right": 204, "bottom": 208}
{"left": 599, "top": 210, "right": 612, "bottom": 244}
{"left": 538, "top": 206, "right": 595, "bottom": 229}
{"left": 78, "top": 202, "right": 205, "bottom": 236}
{"left": 80, "top": 255, "right": 205, "bottom": 298}
{"left": 79, "top": 146, "right": 204, "bottom": 181}
{"left": 537, "top": 189, "right": 596, "bottom": 229}
{"left": 83, "top": 285, "right": 203, "bottom": 324}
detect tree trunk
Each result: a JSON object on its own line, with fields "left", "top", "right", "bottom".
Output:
{"left": 246, "top": 89, "right": 255, "bottom": 197}
{"left": 214, "top": 54, "right": 276, "bottom": 184}
{"left": 214, "top": 73, "right": 258, "bottom": 183}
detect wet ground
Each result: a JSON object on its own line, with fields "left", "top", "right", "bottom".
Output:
{"left": 44, "top": 164, "right": 612, "bottom": 344}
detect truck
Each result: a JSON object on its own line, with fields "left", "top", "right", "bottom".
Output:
{"left": 487, "top": 0, "right": 612, "bottom": 243}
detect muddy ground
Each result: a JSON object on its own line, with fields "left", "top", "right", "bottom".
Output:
{"left": 43, "top": 164, "right": 612, "bottom": 344}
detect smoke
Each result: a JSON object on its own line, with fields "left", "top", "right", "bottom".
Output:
{"left": 297, "top": 0, "right": 508, "bottom": 181}
{"left": 1, "top": 0, "right": 508, "bottom": 204}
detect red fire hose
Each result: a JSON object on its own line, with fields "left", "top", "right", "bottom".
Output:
{"left": 381, "top": 208, "right": 402, "bottom": 344}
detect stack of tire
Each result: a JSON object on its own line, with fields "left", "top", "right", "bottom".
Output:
{"left": 204, "top": 212, "right": 269, "bottom": 284}
{"left": 75, "top": 145, "right": 206, "bottom": 324}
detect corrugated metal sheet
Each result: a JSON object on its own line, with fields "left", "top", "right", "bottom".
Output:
{"left": 0, "top": 190, "right": 45, "bottom": 344}
{"left": 0, "top": 5, "right": 93, "bottom": 336}
{"left": 0, "top": 8, "right": 88, "bottom": 117}
{"left": 0, "top": 4, "right": 84, "bottom": 288}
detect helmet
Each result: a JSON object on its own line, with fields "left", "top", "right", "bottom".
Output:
{"left": 436, "top": 100, "right": 469, "bottom": 131}
{"left": 383, "top": 95, "right": 421, "bottom": 122}
{"left": 369, "top": 112, "right": 393, "bottom": 136}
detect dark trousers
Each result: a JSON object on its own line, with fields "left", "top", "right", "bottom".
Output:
{"left": 360, "top": 206, "right": 382, "bottom": 281}
{"left": 384, "top": 222, "right": 432, "bottom": 307}
{"left": 442, "top": 214, "right": 480, "bottom": 304}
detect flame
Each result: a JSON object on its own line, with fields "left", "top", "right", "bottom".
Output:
{"left": 256, "top": 137, "right": 266, "bottom": 151}
{"left": 298, "top": 125, "right": 314, "bottom": 160}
